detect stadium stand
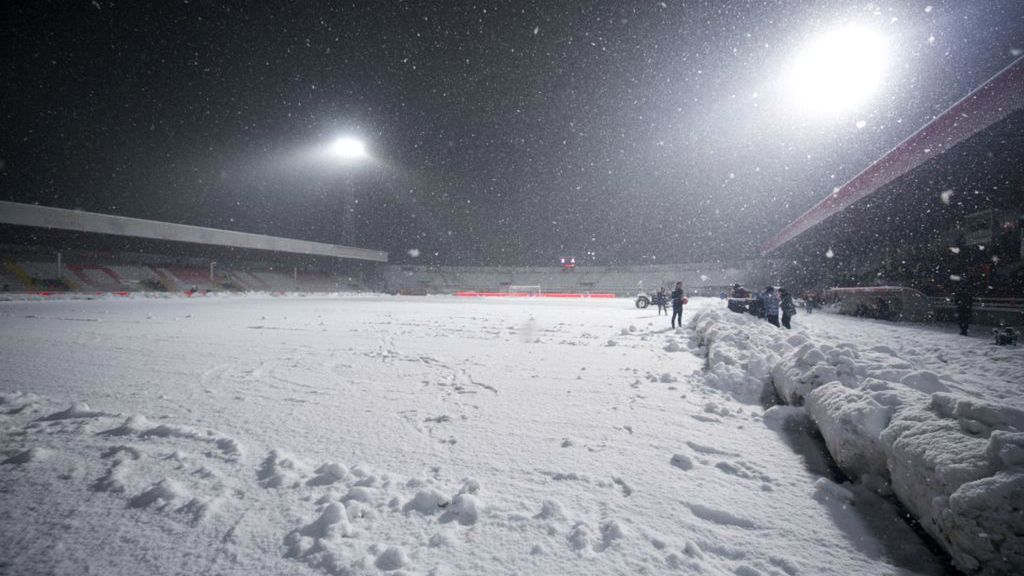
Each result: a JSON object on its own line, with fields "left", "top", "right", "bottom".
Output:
{"left": 0, "top": 247, "right": 380, "bottom": 295}
{"left": 0, "top": 201, "right": 387, "bottom": 295}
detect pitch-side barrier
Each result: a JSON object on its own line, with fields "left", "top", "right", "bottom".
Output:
{"left": 455, "top": 291, "right": 616, "bottom": 299}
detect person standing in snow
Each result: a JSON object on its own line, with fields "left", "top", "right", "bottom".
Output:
{"left": 655, "top": 287, "right": 669, "bottom": 316}
{"left": 670, "top": 281, "right": 686, "bottom": 329}
{"left": 761, "top": 286, "right": 780, "bottom": 327}
{"left": 954, "top": 283, "right": 974, "bottom": 336}
{"left": 779, "top": 288, "right": 796, "bottom": 329}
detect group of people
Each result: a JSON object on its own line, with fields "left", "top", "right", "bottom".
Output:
{"left": 652, "top": 282, "right": 689, "bottom": 328}
{"left": 757, "top": 286, "right": 798, "bottom": 329}
{"left": 725, "top": 281, "right": 1018, "bottom": 343}
{"left": 729, "top": 283, "right": 797, "bottom": 329}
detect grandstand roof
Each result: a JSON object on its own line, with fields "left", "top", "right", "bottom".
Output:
{"left": 762, "top": 56, "right": 1024, "bottom": 255}
{"left": 0, "top": 201, "right": 388, "bottom": 263}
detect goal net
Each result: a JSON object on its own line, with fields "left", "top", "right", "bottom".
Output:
{"left": 507, "top": 285, "right": 542, "bottom": 296}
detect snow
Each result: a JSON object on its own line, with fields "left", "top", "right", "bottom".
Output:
{"left": 1, "top": 294, "right": 1019, "bottom": 575}
{"left": 691, "top": 302, "right": 1024, "bottom": 575}
{"left": 805, "top": 381, "right": 893, "bottom": 478}
{"left": 669, "top": 453, "right": 694, "bottom": 471}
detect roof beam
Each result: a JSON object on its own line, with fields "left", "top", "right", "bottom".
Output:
{"left": 0, "top": 201, "right": 388, "bottom": 263}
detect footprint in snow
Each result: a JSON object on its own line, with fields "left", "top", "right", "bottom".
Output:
{"left": 611, "top": 476, "right": 633, "bottom": 496}
{"left": 670, "top": 453, "right": 694, "bottom": 470}
{"left": 690, "top": 414, "right": 721, "bottom": 423}
{"left": 686, "top": 502, "right": 761, "bottom": 529}
{"left": 714, "top": 460, "right": 774, "bottom": 484}
{"left": 685, "top": 440, "right": 738, "bottom": 457}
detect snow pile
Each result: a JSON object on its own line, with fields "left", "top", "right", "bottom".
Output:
{"left": 692, "top": 306, "right": 1024, "bottom": 575}
{"left": 37, "top": 402, "right": 111, "bottom": 421}
{"left": 102, "top": 414, "right": 242, "bottom": 458}
{"left": 882, "top": 395, "right": 1024, "bottom": 574}
{"left": 2, "top": 446, "right": 52, "bottom": 465}
{"left": 804, "top": 380, "right": 894, "bottom": 478}
{"left": 692, "top": 308, "right": 789, "bottom": 403}
{"left": 784, "top": 352, "right": 1024, "bottom": 573}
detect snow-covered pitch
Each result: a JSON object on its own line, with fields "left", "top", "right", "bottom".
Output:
{"left": 1, "top": 295, "right": 1021, "bottom": 575}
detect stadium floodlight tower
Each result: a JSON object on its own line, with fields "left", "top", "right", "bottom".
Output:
{"left": 783, "top": 23, "right": 890, "bottom": 118}
{"left": 329, "top": 137, "right": 368, "bottom": 161}
{"left": 322, "top": 135, "right": 370, "bottom": 244}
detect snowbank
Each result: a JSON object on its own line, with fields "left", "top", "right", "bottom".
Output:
{"left": 692, "top": 306, "right": 1024, "bottom": 575}
{"left": 692, "top": 309, "right": 787, "bottom": 404}
{"left": 882, "top": 395, "right": 1024, "bottom": 574}
{"left": 804, "top": 381, "right": 894, "bottom": 479}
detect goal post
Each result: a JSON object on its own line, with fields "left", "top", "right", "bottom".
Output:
{"left": 506, "top": 285, "right": 542, "bottom": 296}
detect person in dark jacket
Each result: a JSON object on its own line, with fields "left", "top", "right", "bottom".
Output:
{"left": 761, "top": 286, "right": 780, "bottom": 327}
{"left": 655, "top": 287, "right": 669, "bottom": 315}
{"left": 670, "top": 282, "right": 686, "bottom": 329}
{"left": 954, "top": 284, "right": 974, "bottom": 336}
{"left": 803, "top": 292, "right": 814, "bottom": 314}
{"left": 779, "top": 288, "right": 797, "bottom": 329}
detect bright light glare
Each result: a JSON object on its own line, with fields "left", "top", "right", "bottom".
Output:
{"left": 329, "top": 137, "right": 367, "bottom": 159}
{"left": 785, "top": 25, "right": 889, "bottom": 117}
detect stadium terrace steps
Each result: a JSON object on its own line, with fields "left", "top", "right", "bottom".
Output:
{"left": 3, "top": 261, "right": 35, "bottom": 290}
{"left": 146, "top": 266, "right": 180, "bottom": 291}
{"left": 66, "top": 265, "right": 124, "bottom": 291}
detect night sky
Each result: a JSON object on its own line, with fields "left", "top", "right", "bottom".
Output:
{"left": 2, "top": 1, "right": 1022, "bottom": 265}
